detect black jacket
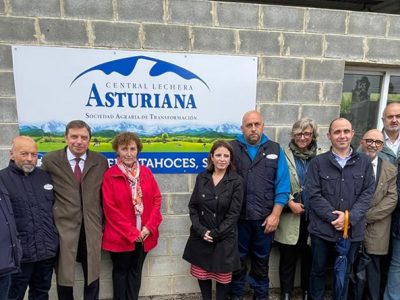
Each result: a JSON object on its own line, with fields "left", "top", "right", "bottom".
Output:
{"left": 230, "top": 139, "right": 281, "bottom": 220}
{"left": 0, "top": 183, "right": 21, "bottom": 276}
{"left": 306, "top": 150, "right": 375, "bottom": 242}
{"left": 0, "top": 161, "right": 58, "bottom": 263}
{"left": 183, "top": 169, "right": 243, "bottom": 273}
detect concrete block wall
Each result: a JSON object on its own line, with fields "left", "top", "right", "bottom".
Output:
{"left": 1, "top": 0, "right": 400, "bottom": 297}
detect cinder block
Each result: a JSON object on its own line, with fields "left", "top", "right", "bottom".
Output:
{"left": 302, "top": 105, "right": 340, "bottom": 127}
{"left": 0, "top": 98, "right": 17, "bottom": 122}
{"left": 118, "top": 0, "right": 164, "bottom": 23}
{"left": 0, "top": 16, "right": 36, "bottom": 43}
{"left": 239, "top": 30, "right": 280, "bottom": 55}
{"left": 148, "top": 237, "right": 168, "bottom": 256}
{"left": 169, "top": 193, "right": 190, "bottom": 215}
{"left": 11, "top": 0, "right": 60, "bottom": 17}
{"left": 40, "top": 18, "right": 87, "bottom": 45}
{"left": 0, "top": 149, "right": 10, "bottom": 168}
{"left": 148, "top": 256, "right": 187, "bottom": 276}
{"left": 304, "top": 59, "right": 345, "bottom": 81}
{"left": 348, "top": 12, "right": 386, "bottom": 37}
{"left": 159, "top": 215, "right": 191, "bottom": 236}
{"left": 170, "top": 235, "right": 189, "bottom": 256}
{"left": 191, "top": 27, "right": 236, "bottom": 53}
{"left": 325, "top": 35, "right": 364, "bottom": 60}
{"left": 161, "top": 193, "right": 168, "bottom": 215}
{"left": 263, "top": 127, "right": 277, "bottom": 141}
{"left": 261, "top": 57, "right": 303, "bottom": 80}
{"left": 172, "top": 275, "right": 199, "bottom": 294}
{"left": 155, "top": 174, "right": 190, "bottom": 193}
{"left": 306, "top": 8, "right": 346, "bottom": 34}
{"left": 281, "top": 81, "right": 320, "bottom": 103}
{"left": 168, "top": 0, "right": 212, "bottom": 26}
{"left": 64, "top": 0, "right": 113, "bottom": 20}
{"left": 262, "top": 5, "right": 305, "bottom": 31}
{"left": 367, "top": 38, "right": 400, "bottom": 62}
{"left": 277, "top": 126, "right": 292, "bottom": 147}
{"left": 256, "top": 80, "right": 279, "bottom": 103}
{"left": 143, "top": 24, "right": 189, "bottom": 51}
{"left": 93, "top": 21, "right": 140, "bottom": 48}
{"left": 140, "top": 276, "right": 173, "bottom": 296}
{"left": 0, "top": 73, "right": 14, "bottom": 97}
{"left": 0, "top": 124, "right": 18, "bottom": 146}
{"left": 98, "top": 279, "right": 113, "bottom": 299}
{"left": 259, "top": 104, "right": 299, "bottom": 125}
{"left": 216, "top": 2, "right": 259, "bottom": 29}
{"left": 0, "top": 45, "right": 12, "bottom": 70}
{"left": 283, "top": 33, "right": 323, "bottom": 57}
{"left": 388, "top": 16, "right": 400, "bottom": 38}
{"left": 323, "top": 82, "right": 343, "bottom": 104}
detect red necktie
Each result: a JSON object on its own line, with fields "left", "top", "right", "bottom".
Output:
{"left": 74, "top": 157, "right": 82, "bottom": 183}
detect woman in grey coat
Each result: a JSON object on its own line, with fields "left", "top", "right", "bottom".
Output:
{"left": 274, "top": 118, "right": 320, "bottom": 300}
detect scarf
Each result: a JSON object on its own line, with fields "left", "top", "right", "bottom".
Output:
{"left": 289, "top": 140, "right": 318, "bottom": 160}
{"left": 117, "top": 158, "right": 143, "bottom": 217}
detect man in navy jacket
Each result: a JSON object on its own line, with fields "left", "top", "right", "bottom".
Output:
{"left": 306, "top": 118, "right": 375, "bottom": 300}
{"left": 0, "top": 182, "right": 21, "bottom": 300}
{"left": 0, "top": 136, "right": 58, "bottom": 300}
{"left": 230, "top": 111, "right": 290, "bottom": 300}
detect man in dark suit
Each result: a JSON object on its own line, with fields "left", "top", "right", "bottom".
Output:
{"left": 359, "top": 129, "right": 397, "bottom": 300}
{"left": 42, "top": 120, "right": 108, "bottom": 300}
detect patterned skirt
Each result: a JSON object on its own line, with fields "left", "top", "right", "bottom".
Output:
{"left": 190, "top": 264, "right": 232, "bottom": 284}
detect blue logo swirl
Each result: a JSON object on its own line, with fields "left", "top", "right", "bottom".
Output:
{"left": 71, "top": 55, "right": 209, "bottom": 89}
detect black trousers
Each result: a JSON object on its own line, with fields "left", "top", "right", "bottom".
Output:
{"left": 365, "top": 254, "right": 382, "bottom": 300}
{"left": 277, "top": 216, "right": 311, "bottom": 295}
{"left": 57, "top": 225, "right": 99, "bottom": 300}
{"left": 109, "top": 243, "right": 147, "bottom": 300}
{"left": 8, "top": 257, "right": 56, "bottom": 300}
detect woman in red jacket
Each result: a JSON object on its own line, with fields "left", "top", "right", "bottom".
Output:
{"left": 102, "top": 132, "right": 162, "bottom": 300}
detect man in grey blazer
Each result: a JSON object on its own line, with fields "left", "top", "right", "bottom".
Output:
{"left": 42, "top": 120, "right": 108, "bottom": 300}
{"left": 359, "top": 129, "right": 397, "bottom": 300}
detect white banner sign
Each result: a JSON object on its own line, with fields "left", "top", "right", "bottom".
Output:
{"left": 12, "top": 46, "right": 257, "bottom": 173}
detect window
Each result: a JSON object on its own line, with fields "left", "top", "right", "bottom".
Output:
{"left": 340, "top": 68, "right": 400, "bottom": 145}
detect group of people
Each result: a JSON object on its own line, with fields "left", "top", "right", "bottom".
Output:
{"left": 2, "top": 104, "right": 400, "bottom": 300}
{"left": 0, "top": 120, "right": 162, "bottom": 300}
{"left": 183, "top": 105, "right": 400, "bottom": 300}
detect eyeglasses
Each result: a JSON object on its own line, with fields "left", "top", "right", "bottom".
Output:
{"left": 294, "top": 132, "right": 313, "bottom": 138}
{"left": 362, "top": 139, "right": 384, "bottom": 147}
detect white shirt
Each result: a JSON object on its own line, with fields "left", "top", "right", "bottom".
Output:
{"left": 66, "top": 148, "right": 86, "bottom": 172}
{"left": 384, "top": 131, "right": 400, "bottom": 156}
{"left": 371, "top": 156, "right": 378, "bottom": 179}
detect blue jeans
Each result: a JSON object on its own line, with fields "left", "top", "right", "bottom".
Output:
{"left": 231, "top": 219, "right": 274, "bottom": 300}
{"left": 384, "top": 237, "right": 400, "bottom": 300}
{"left": 8, "top": 256, "right": 56, "bottom": 300}
{"left": 0, "top": 274, "right": 11, "bottom": 300}
{"left": 309, "top": 235, "right": 359, "bottom": 300}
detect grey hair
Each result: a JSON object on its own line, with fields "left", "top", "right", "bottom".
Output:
{"left": 291, "top": 118, "right": 319, "bottom": 139}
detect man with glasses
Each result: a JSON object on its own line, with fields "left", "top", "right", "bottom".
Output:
{"left": 229, "top": 110, "right": 290, "bottom": 300}
{"left": 359, "top": 130, "right": 397, "bottom": 300}
{"left": 380, "top": 102, "right": 400, "bottom": 164}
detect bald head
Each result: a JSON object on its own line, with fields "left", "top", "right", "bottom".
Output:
{"left": 241, "top": 110, "right": 265, "bottom": 145}
{"left": 359, "top": 129, "right": 384, "bottom": 160}
{"left": 382, "top": 102, "right": 400, "bottom": 136}
{"left": 10, "top": 136, "right": 38, "bottom": 175}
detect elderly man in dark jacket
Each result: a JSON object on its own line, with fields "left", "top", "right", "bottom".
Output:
{"left": 306, "top": 118, "right": 375, "bottom": 300}
{"left": 0, "top": 181, "right": 21, "bottom": 300}
{"left": 0, "top": 136, "right": 58, "bottom": 300}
